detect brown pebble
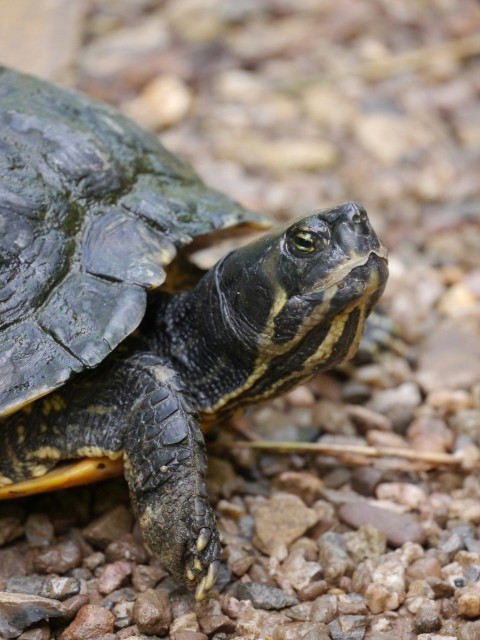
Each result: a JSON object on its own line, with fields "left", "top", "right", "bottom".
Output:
{"left": 97, "top": 560, "right": 132, "bottom": 595}
{"left": 105, "top": 535, "right": 148, "bottom": 564}
{"left": 407, "top": 557, "right": 442, "bottom": 583}
{"left": 172, "top": 632, "right": 208, "bottom": 640}
{"left": 457, "top": 586, "right": 480, "bottom": 618}
{"left": 115, "top": 624, "right": 139, "bottom": 640}
{"left": 273, "top": 621, "right": 330, "bottom": 640}
{"left": 132, "top": 588, "right": 172, "bottom": 635}
{"left": 60, "top": 595, "right": 90, "bottom": 623}
{"left": 407, "top": 415, "right": 453, "bottom": 453}
{"left": 61, "top": 604, "right": 115, "bottom": 640}
{"left": 311, "top": 594, "right": 337, "bottom": 624}
{"left": 131, "top": 564, "right": 168, "bottom": 592}
{"left": 24, "top": 513, "right": 55, "bottom": 547}
{"left": 83, "top": 505, "right": 133, "bottom": 549}
{"left": 0, "top": 517, "right": 24, "bottom": 545}
{"left": 198, "top": 614, "right": 235, "bottom": 635}
{"left": 339, "top": 502, "right": 426, "bottom": 547}
{"left": 252, "top": 493, "right": 319, "bottom": 560}
{"left": 364, "top": 583, "right": 402, "bottom": 614}
{"left": 273, "top": 471, "right": 324, "bottom": 506}
{"left": 351, "top": 468, "right": 383, "bottom": 497}
{"left": 413, "top": 604, "right": 442, "bottom": 633}
{"left": 297, "top": 580, "right": 328, "bottom": 602}
{"left": 34, "top": 540, "right": 83, "bottom": 574}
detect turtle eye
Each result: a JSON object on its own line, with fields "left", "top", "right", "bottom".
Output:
{"left": 288, "top": 226, "right": 329, "bottom": 256}
{"left": 293, "top": 230, "right": 317, "bottom": 253}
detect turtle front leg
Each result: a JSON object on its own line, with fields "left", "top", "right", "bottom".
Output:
{"left": 121, "top": 354, "right": 221, "bottom": 599}
{"left": 0, "top": 353, "right": 220, "bottom": 599}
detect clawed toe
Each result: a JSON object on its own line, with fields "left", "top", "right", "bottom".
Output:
{"left": 195, "top": 560, "right": 220, "bottom": 601}
{"left": 196, "top": 527, "right": 211, "bottom": 552}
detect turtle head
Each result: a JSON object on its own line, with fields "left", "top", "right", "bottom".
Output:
{"left": 206, "top": 201, "right": 388, "bottom": 412}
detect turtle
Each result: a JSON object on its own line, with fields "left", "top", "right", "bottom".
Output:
{"left": 0, "top": 66, "right": 388, "bottom": 600}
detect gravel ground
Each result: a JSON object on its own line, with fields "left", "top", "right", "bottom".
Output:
{"left": 1, "top": 1, "right": 480, "bottom": 639}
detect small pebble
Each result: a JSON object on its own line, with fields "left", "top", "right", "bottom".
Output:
{"left": 0, "top": 592, "right": 63, "bottom": 637}
{"left": 252, "top": 493, "right": 319, "bottom": 560}
{"left": 17, "top": 624, "right": 50, "bottom": 640}
{"left": 459, "top": 620, "right": 480, "bottom": 640}
{"left": 132, "top": 588, "right": 172, "bottom": 635}
{"left": 97, "top": 561, "right": 132, "bottom": 595}
{"left": 131, "top": 564, "right": 168, "bottom": 592}
{"left": 61, "top": 604, "right": 115, "bottom": 640}
{"left": 317, "top": 531, "right": 354, "bottom": 580}
{"left": 198, "top": 614, "right": 235, "bottom": 635}
{"left": 351, "top": 468, "right": 383, "bottom": 497}
{"left": 34, "top": 540, "right": 83, "bottom": 574}
{"left": 6, "top": 575, "right": 80, "bottom": 601}
{"left": 105, "top": 535, "right": 148, "bottom": 564}
{"left": 59, "top": 595, "right": 90, "bottom": 623}
{"left": 344, "top": 525, "right": 387, "bottom": 563}
{"left": 407, "top": 557, "right": 442, "bottom": 582}
{"left": 24, "top": 514, "right": 55, "bottom": 547}
{"left": 273, "top": 471, "right": 323, "bottom": 506}
{"left": 311, "top": 594, "right": 337, "bottom": 624}
{"left": 236, "top": 582, "right": 298, "bottom": 610}
{"left": 169, "top": 612, "right": 200, "bottom": 634}
{"left": 375, "top": 482, "right": 427, "bottom": 510}
{"left": 413, "top": 604, "right": 442, "bottom": 634}
{"left": 339, "top": 503, "right": 426, "bottom": 547}
{"left": 273, "top": 621, "right": 330, "bottom": 640}
{"left": 0, "top": 517, "right": 23, "bottom": 546}
{"left": 456, "top": 586, "right": 480, "bottom": 618}
{"left": 327, "top": 614, "right": 368, "bottom": 640}
{"left": 172, "top": 632, "right": 208, "bottom": 640}
{"left": 83, "top": 505, "right": 133, "bottom": 549}
{"left": 364, "top": 584, "right": 403, "bottom": 614}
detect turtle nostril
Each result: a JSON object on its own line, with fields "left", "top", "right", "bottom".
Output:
{"left": 351, "top": 212, "right": 362, "bottom": 224}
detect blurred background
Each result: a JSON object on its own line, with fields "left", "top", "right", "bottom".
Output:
{"left": 2, "top": 3, "right": 480, "bottom": 636}
{"left": 1, "top": 2, "right": 478, "bottom": 235}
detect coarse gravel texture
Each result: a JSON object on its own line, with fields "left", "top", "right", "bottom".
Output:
{"left": 1, "top": 1, "right": 480, "bottom": 638}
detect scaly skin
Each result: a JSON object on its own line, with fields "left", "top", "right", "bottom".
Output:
{"left": 0, "top": 202, "right": 388, "bottom": 599}
{"left": 0, "top": 352, "right": 220, "bottom": 599}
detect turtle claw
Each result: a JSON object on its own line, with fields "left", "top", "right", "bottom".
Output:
{"left": 195, "top": 560, "right": 220, "bottom": 602}
{"left": 196, "top": 527, "right": 211, "bottom": 552}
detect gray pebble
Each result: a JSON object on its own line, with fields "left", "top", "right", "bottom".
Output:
{"left": 327, "top": 615, "right": 367, "bottom": 640}
{"left": 0, "top": 548, "right": 27, "bottom": 589}
{"left": 317, "top": 531, "right": 354, "bottom": 580}
{"left": 6, "top": 575, "right": 80, "bottom": 601}
{"left": 339, "top": 503, "right": 426, "bottom": 547}
{"left": 236, "top": 582, "right": 298, "bottom": 610}
{"left": 18, "top": 624, "right": 50, "bottom": 640}
{"left": 459, "top": 620, "right": 480, "bottom": 640}
{"left": 0, "top": 591, "right": 63, "bottom": 638}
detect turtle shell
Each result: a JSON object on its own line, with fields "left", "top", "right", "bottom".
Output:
{"left": 0, "top": 67, "right": 269, "bottom": 417}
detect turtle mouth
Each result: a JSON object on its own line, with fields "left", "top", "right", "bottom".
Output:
{"left": 310, "top": 242, "right": 388, "bottom": 294}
